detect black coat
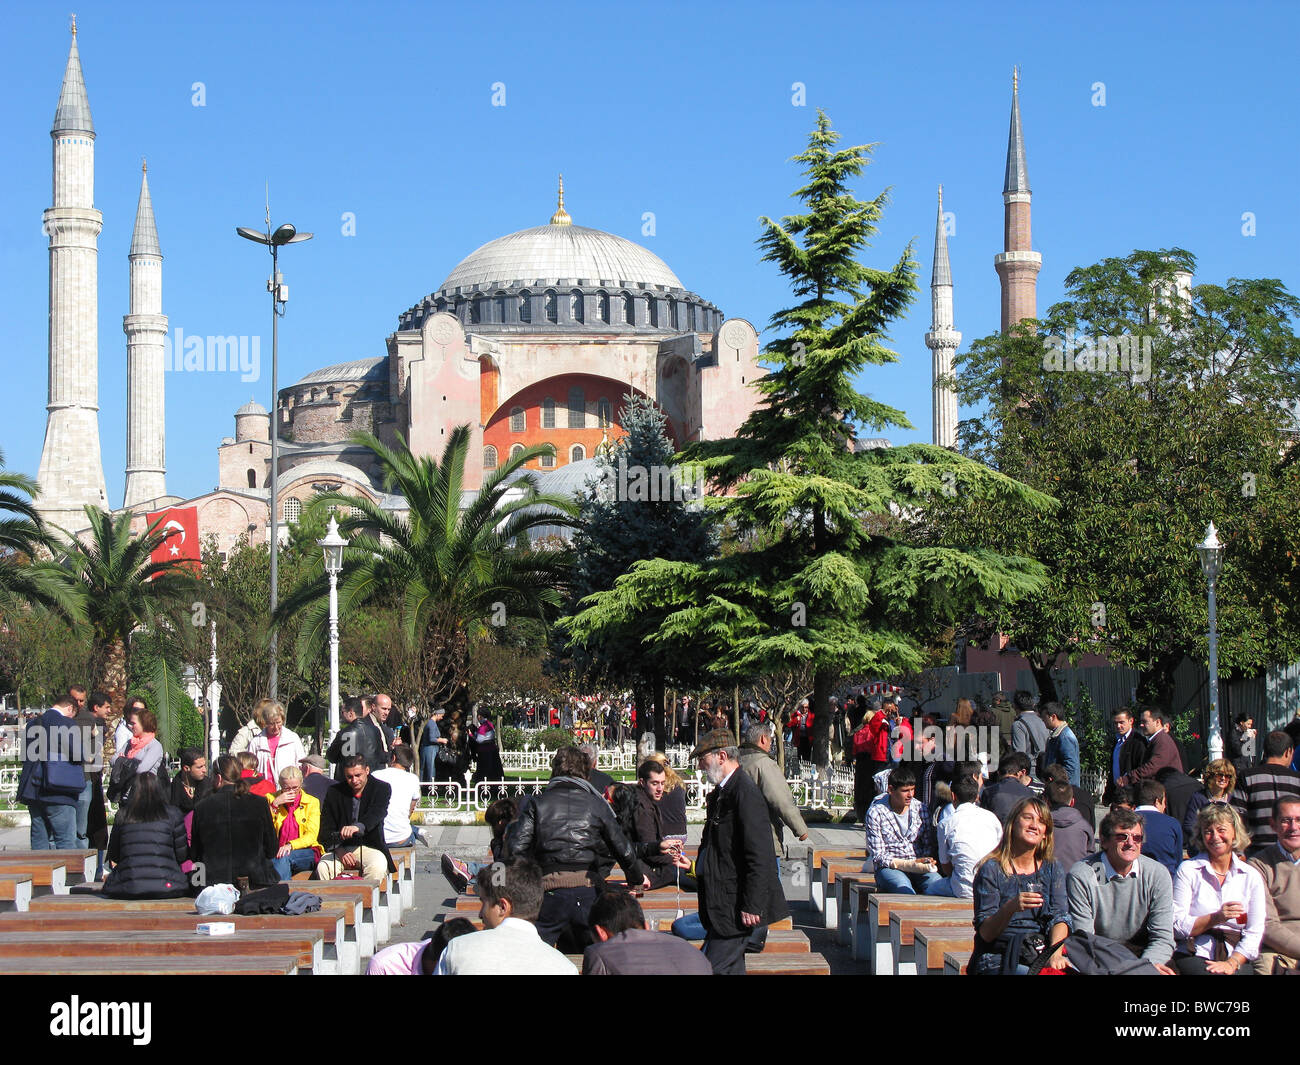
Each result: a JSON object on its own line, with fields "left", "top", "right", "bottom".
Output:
{"left": 319, "top": 778, "right": 396, "bottom": 873}
{"left": 696, "top": 769, "right": 788, "bottom": 938}
{"left": 1104, "top": 732, "right": 1146, "bottom": 803}
{"left": 102, "top": 807, "right": 189, "bottom": 898}
{"left": 190, "top": 787, "right": 279, "bottom": 888}
{"left": 505, "top": 776, "right": 644, "bottom": 882}
{"left": 168, "top": 774, "right": 213, "bottom": 816}
{"left": 326, "top": 717, "right": 389, "bottom": 777}
{"left": 979, "top": 777, "right": 1036, "bottom": 826}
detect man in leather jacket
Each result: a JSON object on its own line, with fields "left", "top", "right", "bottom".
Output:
{"left": 504, "top": 745, "right": 649, "bottom": 952}
{"left": 326, "top": 696, "right": 389, "bottom": 779}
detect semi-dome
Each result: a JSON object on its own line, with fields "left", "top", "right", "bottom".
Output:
{"left": 291, "top": 357, "right": 387, "bottom": 388}
{"left": 235, "top": 397, "right": 267, "bottom": 416}
{"left": 437, "top": 224, "right": 683, "bottom": 293}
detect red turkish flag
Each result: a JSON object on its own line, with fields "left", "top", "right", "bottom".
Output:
{"left": 146, "top": 506, "right": 201, "bottom": 575}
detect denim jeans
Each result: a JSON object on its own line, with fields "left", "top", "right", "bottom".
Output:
{"left": 875, "top": 865, "right": 947, "bottom": 895}
{"left": 74, "top": 778, "right": 93, "bottom": 848}
{"left": 272, "top": 848, "right": 319, "bottom": 880}
{"left": 29, "top": 799, "right": 78, "bottom": 849}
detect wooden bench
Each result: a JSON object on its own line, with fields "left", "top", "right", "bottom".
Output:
{"left": 913, "top": 926, "right": 976, "bottom": 974}
{"left": 834, "top": 871, "right": 875, "bottom": 946}
{"left": 0, "top": 849, "right": 97, "bottom": 885}
{"left": 810, "top": 850, "right": 866, "bottom": 929}
{"left": 0, "top": 953, "right": 302, "bottom": 975}
{"left": 866, "top": 894, "right": 972, "bottom": 974}
{"left": 390, "top": 846, "right": 416, "bottom": 912}
{"left": 0, "top": 928, "right": 325, "bottom": 973}
{"left": 0, "top": 874, "right": 33, "bottom": 913}
{"left": 285, "top": 880, "right": 382, "bottom": 957}
{"left": 564, "top": 950, "right": 830, "bottom": 975}
{"left": 889, "top": 908, "right": 975, "bottom": 975}
{"left": 0, "top": 860, "right": 67, "bottom": 895}
{"left": 942, "top": 949, "right": 973, "bottom": 975}
{"left": 0, "top": 905, "right": 357, "bottom": 976}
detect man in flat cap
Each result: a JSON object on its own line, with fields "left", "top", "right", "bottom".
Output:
{"left": 673, "top": 729, "right": 788, "bottom": 974}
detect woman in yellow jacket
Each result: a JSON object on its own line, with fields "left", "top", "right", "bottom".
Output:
{"left": 267, "top": 765, "right": 323, "bottom": 880}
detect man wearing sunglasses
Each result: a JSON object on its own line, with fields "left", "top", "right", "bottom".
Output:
{"left": 1065, "top": 808, "right": 1176, "bottom": 973}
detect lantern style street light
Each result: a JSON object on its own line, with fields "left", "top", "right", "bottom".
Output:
{"left": 318, "top": 514, "right": 348, "bottom": 744}
{"left": 1196, "top": 522, "right": 1224, "bottom": 763}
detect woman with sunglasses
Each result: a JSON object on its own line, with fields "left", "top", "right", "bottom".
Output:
{"left": 1182, "top": 759, "right": 1236, "bottom": 856}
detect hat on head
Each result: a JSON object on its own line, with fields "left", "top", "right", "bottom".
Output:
{"left": 300, "top": 754, "right": 327, "bottom": 771}
{"left": 867, "top": 696, "right": 884, "bottom": 711}
{"left": 690, "top": 729, "right": 736, "bottom": 759}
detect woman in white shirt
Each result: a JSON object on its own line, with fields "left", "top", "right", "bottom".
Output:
{"left": 1171, "top": 803, "right": 1266, "bottom": 974}
{"left": 245, "top": 699, "right": 306, "bottom": 788}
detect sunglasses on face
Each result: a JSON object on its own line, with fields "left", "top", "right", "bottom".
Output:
{"left": 1111, "top": 833, "right": 1144, "bottom": 844}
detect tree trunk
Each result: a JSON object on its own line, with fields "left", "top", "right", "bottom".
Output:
{"left": 1027, "top": 653, "right": 1060, "bottom": 703}
{"left": 98, "top": 636, "right": 129, "bottom": 760}
{"left": 811, "top": 670, "right": 833, "bottom": 770}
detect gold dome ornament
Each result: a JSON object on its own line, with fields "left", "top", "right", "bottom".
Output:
{"left": 549, "top": 174, "right": 572, "bottom": 226}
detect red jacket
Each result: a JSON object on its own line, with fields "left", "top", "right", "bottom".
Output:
{"left": 854, "top": 714, "right": 890, "bottom": 760}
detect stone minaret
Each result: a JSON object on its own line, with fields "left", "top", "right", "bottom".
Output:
{"left": 993, "top": 67, "right": 1042, "bottom": 332}
{"left": 123, "top": 160, "right": 167, "bottom": 508}
{"left": 37, "top": 21, "right": 109, "bottom": 533}
{"left": 925, "top": 186, "right": 960, "bottom": 448}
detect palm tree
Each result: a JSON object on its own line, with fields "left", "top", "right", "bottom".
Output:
{"left": 0, "top": 450, "right": 82, "bottom": 619}
{"left": 49, "top": 507, "right": 203, "bottom": 737}
{"left": 280, "top": 426, "right": 577, "bottom": 714}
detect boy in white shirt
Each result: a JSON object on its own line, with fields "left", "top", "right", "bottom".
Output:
{"left": 374, "top": 746, "right": 423, "bottom": 847}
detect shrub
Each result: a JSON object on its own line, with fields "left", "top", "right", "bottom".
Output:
{"left": 500, "top": 725, "right": 526, "bottom": 752}
{"left": 532, "top": 727, "right": 574, "bottom": 751}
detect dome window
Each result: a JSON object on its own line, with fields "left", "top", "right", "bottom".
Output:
{"left": 246, "top": 469, "right": 256, "bottom": 488}
{"left": 510, "top": 406, "right": 526, "bottom": 432}
{"left": 622, "top": 294, "right": 635, "bottom": 325}
{"left": 471, "top": 296, "right": 485, "bottom": 324}
{"left": 570, "top": 444, "right": 586, "bottom": 463}
{"left": 645, "top": 294, "right": 658, "bottom": 328}
{"left": 518, "top": 291, "right": 532, "bottom": 323}
{"left": 567, "top": 387, "right": 585, "bottom": 429}
{"left": 669, "top": 301, "right": 679, "bottom": 330}
{"left": 542, "top": 397, "right": 556, "bottom": 429}
{"left": 494, "top": 293, "right": 507, "bottom": 322}
{"left": 569, "top": 290, "right": 584, "bottom": 324}
{"left": 484, "top": 445, "right": 498, "bottom": 470}
{"left": 544, "top": 291, "right": 558, "bottom": 324}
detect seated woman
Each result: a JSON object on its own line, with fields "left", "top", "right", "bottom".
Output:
{"left": 1171, "top": 803, "right": 1266, "bottom": 975}
{"left": 102, "top": 771, "right": 189, "bottom": 899}
{"left": 246, "top": 698, "right": 307, "bottom": 788}
{"left": 190, "top": 753, "right": 280, "bottom": 889}
{"left": 970, "top": 797, "right": 1072, "bottom": 974}
{"left": 236, "top": 751, "right": 277, "bottom": 799}
{"left": 268, "top": 765, "right": 323, "bottom": 880}
{"left": 1182, "top": 760, "right": 1236, "bottom": 856}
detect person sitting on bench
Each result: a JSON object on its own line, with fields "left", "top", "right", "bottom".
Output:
{"left": 315, "top": 755, "right": 395, "bottom": 883}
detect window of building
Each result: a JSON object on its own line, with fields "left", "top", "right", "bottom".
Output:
{"left": 622, "top": 293, "right": 635, "bottom": 325}
{"left": 569, "top": 289, "right": 584, "bottom": 324}
{"left": 669, "top": 301, "right": 679, "bottom": 330}
{"left": 567, "top": 387, "right": 585, "bottom": 428}
{"left": 518, "top": 290, "right": 532, "bottom": 323}
{"left": 540, "top": 447, "right": 555, "bottom": 469}
{"left": 509, "top": 443, "right": 525, "bottom": 461}
{"left": 484, "top": 445, "right": 498, "bottom": 470}
{"left": 597, "top": 291, "right": 610, "bottom": 323}
{"left": 646, "top": 294, "right": 658, "bottom": 328}
{"left": 510, "top": 406, "right": 526, "bottom": 432}
{"left": 544, "top": 290, "right": 558, "bottom": 323}
{"left": 283, "top": 497, "right": 301, "bottom": 523}
{"left": 570, "top": 444, "right": 586, "bottom": 463}
{"left": 597, "top": 398, "right": 612, "bottom": 428}
{"left": 542, "top": 397, "right": 556, "bottom": 429}
{"left": 494, "top": 293, "right": 507, "bottom": 322}
{"left": 471, "top": 296, "right": 485, "bottom": 324}
{"left": 246, "top": 469, "right": 256, "bottom": 488}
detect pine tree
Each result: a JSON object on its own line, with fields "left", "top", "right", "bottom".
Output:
{"left": 567, "top": 111, "right": 1055, "bottom": 769}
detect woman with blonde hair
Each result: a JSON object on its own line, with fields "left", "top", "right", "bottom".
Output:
{"left": 267, "top": 765, "right": 322, "bottom": 880}
{"left": 1182, "top": 759, "right": 1236, "bottom": 856}
{"left": 969, "top": 797, "right": 1072, "bottom": 974}
{"left": 246, "top": 698, "right": 307, "bottom": 788}
{"left": 1170, "top": 803, "right": 1266, "bottom": 974}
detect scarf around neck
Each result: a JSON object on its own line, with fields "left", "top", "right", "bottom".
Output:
{"left": 127, "top": 732, "right": 155, "bottom": 758}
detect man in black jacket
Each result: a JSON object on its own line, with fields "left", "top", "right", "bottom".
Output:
{"left": 677, "top": 729, "right": 788, "bottom": 975}
{"left": 979, "top": 751, "right": 1037, "bottom": 825}
{"left": 315, "top": 755, "right": 395, "bottom": 882}
{"left": 326, "top": 696, "right": 389, "bottom": 778}
{"left": 504, "top": 745, "right": 648, "bottom": 952}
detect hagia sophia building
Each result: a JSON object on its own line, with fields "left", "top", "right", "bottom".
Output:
{"left": 33, "top": 27, "right": 1040, "bottom": 557}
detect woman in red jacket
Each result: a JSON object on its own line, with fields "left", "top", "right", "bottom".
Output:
{"left": 850, "top": 701, "right": 892, "bottom": 820}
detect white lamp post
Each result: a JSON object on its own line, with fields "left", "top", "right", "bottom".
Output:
{"left": 207, "top": 619, "right": 222, "bottom": 765}
{"left": 319, "top": 515, "right": 348, "bottom": 745}
{"left": 1196, "top": 522, "right": 1225, "bottom": 763}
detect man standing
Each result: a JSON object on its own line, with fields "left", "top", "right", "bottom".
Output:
{"left": 1066, "top": 808, "right": 1176, "bottom": 972}
{"left": 678, "top": 729, "right": 787, "bottom": 975}
{"left": 1010, "top": 690, "right": 1048, "bottom": 777}
{"left": 372, "top": 693, "right": 400, "bottom": 747}
{"left": 327, "top": 696, "right": 389, "bottom": 777}
{"left": 738, "top": 722, "right": 809, "bottom": 871}
{"left": 17, "top": 695, "right": 82, "bottom": 849}
{"left": 1225, "top": 712, "right": 1257, "bottom": 770}
{"left": 299, "top": 753, "right": 333, "bottom": 804}
{"left": 934, "top": 774, "right": 1002, "bottom": 898}
{"left": 990, "top": 691, "right": 1016, "bottom": 758}
{"left": 1040, "top": 702, "right": 1081, "bottom": 787}
{"left": 864, "top": 766, "right": 944, "bottom": 895}
{"left": 73, "top": 690, "right": 111, "bottom": 848}
{"left": 1105, "top": 708, "right": 1142, "bottom": 804}
{"left": 1232, "top": 731, "right": 1300, "bottom": 854}
{"left": 315, "top": 755, "right": 395, "bottom": 882}
{"left": 1117, "top": 707, "right": 1184, "bottom": 789}
{"left": 1248, "top": 796, "right": 1300, "bottom": 974}
{"left": 418, "top": 707, "right": 447, "bottom": 794}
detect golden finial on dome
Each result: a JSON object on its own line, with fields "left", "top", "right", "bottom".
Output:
{"left": 71, "top": 13, "right": 77, "bottom": 36}
{"left": 142, "top": 157, "right": 147, "bottom": 174}
{"left": 550, "top": 173, "right": 572, "bottom": 226}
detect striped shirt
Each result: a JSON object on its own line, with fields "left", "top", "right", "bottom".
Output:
{"left": 1232, "top": 764, "right": 1300, "bottom": 850}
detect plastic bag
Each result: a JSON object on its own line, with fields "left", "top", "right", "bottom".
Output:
{"left": 195, "top": 883, "right": 240, "bottom": 915}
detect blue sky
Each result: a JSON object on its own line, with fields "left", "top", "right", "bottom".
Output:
{"left": 2, "top": 0, "right": 1297, "bottom": 505}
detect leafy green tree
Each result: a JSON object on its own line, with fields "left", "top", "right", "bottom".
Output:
{"left": 932, "top": 249, "right": 1300, "bottom": 710}
{"left": 555, "top": 392, "right": 717, "bottom": 748}
{"left": 566, "top": 111, "right": 1054, "bottom": 769}
{"left": 0, "top": 451, "right": 82, "bottom": 620}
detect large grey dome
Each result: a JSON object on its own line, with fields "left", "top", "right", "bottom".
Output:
{"left": 437, "top": 224, "right": 683, "bottom": 293}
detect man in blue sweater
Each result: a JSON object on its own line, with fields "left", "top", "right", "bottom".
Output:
{"left": 1133, "top": 779, "right": 1184, "bottom": 877}
{"left": 1041, "top": 702, "right": 1081, "bottom": 787}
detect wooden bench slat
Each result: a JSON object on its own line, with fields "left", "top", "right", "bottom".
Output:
{"left": 0, "top": 953, "right": 302, "bottom": 975}
{"left": 0, "top": 929, "right": 324, "bottom": 970}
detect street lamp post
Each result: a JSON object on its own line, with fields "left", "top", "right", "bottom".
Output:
{"left": 319, "top": 515, "right": 348, "bottom": 746}
{"left": 236, "top": 220, "right": 313, "bottom": 702}
{"left": 1197, "top": 522, "right": 1225, "bottom": 763}
{"left": 207, "top": 618, "right": 221, "bottom": 765}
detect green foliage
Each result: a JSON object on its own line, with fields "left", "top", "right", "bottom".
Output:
{"left": 1065, "top": 685, "right": 1110, "bottom": 776}
{"left": 0, "top": 450, "right": 83, "bottom": 620}
{"left": 499, "top": 725, "right": 526, "bottom": 752}
{"left": 531, "top": 727, "right": 573, "bottom": 751}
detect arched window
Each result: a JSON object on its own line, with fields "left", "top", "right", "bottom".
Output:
{"left": 471, "top": 296, "right": 485, "bottom": 324}
{"left": 569, "top": 289, "right": 584, "bottom": 324}
{"left": 544, "top": 290, "right": 558, "bottom": 323}
{"left": 510, "top": 406, "right": 526, "bottom": 432}
{"left": 246, "top": 469, "right": 256, "bottom": 488}
{"left": 435, "top": 298, "right": 447, "bottom": 313}
{"left": 570, "top": 444, "right": 586, "bottom": 463}
{"left": 518, "top": 290, "right": 532, "bottom": 323}
{"left": 597, "top": 291, "right": 610, "bottom": 323}
{"left": 540, "top": 446, "right": 556, "bottom": 469}
{"left": 567, "top": 387, "right": 585, "bottom": 428}
{"left": 483, "top": 445, "right": 498, "bottom": 470}
{"left": 597, "top": 398, "right": 612, "bottom": 428}
{"left": 622, "top": 293, "right": 635, "bottom": 325}
{"left": 542, "top": 397, "right": 556, "bottom": 429}
{"left": 283, "top": 497, "right": 301, "bottom": 523}
{"left": 669, "top": 300, "right": 679, "bottom": 330}
{"left": 646, "top": 294, "right": 658, "bottom": 328}
{"left": 509, "top": 443, "right": 525, "bottom": 461}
